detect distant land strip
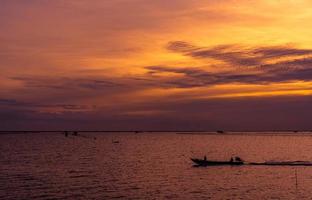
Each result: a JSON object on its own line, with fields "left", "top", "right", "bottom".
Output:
{"left": 1, "top": 130, "right": 312, "bottom": 134}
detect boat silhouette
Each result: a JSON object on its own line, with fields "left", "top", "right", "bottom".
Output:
{"left": 191, "top": 157, "right": 244, "bottom": 166}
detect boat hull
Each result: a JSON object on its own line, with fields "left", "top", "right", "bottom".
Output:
{"left": 191, "top": 158, "right": 244, "bottom": 166}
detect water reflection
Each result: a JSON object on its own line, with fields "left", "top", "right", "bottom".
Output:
{"left": 1, "top": 132, "right": 312, "bottom": 199}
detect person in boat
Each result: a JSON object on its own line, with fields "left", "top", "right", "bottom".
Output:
{"left": 204, "top": 155, "right": 207, "bottom": 161}
{"left": 235, "top": 156, "right": 243, "bottom": 162}
{"left": 230, "top": 157, "right": 234, "bottom": 162}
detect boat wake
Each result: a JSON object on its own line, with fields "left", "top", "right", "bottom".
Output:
{"left": 191, "top": 158, "right": 312, "bottom": 167}
{"left": 249, "top": 160, "right": 312, "bottom": 166}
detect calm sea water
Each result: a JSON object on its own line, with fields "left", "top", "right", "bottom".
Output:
{"left": 1, "top": 132, "right": 312, "bottom": 199}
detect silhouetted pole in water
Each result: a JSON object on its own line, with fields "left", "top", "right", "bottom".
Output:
{"left": 295, "top": 169, "right": 298, "bottom": 190}
{"left": 112, "top": 139, "right": 120, "bottom": 144}
{"left": 64, "top": 131, "right": 68, "bottom": 137}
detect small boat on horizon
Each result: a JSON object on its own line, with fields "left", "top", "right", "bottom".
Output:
{"left": 191, "top": 156, "right": 244, "bottom": 166}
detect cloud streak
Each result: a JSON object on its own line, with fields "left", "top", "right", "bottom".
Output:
{"left": 10, "top": 76, "right": 123, "bottom": 90}
{"left": 0, "top": 98, "right": 94, "bottom": 113}
{"left": 167, "top": 41, "right": 312, "bottom": 68}
{"left": 144, "top": 41, "right": 312, "bottom": 89}
{"left": 146, "top": 64, "right": 312, "bottom": 89}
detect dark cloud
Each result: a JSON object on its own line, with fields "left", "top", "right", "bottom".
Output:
{"left": 0, "top": 99, "right": 18, "bottom": 105}
{"left": 167, "top": 41, "right": 312, "bottom": 67}
{"left": 10, "top": 76, "right": 123, "bottom": 90}
{"left": 146, "top": 66, "right": 265, "bottom": 88}
{"left": 272, "top": 68, "right": 312, "bottom": 82}
{"left": 168, "top": 41, "right": 261, "bottom": 67}
{"left": 260, "top": 57, "right": 312, "bottom": 73}
{"left": 190, "top": 49, "right": 262, "bottom": 67}
{"left": 167, "top": 41, "right": 199, "bottom": 53}
{"left": 145, "top": 60, "right": 312, "bottom": 88}
{"left": 149, "top": 41, "right": 312, "bottom": 88}
{"left": 253, "top": 46, "right": 312, "bottom": 59}
{"left": 0, "top": 98, "right": 94, "bottom": 112}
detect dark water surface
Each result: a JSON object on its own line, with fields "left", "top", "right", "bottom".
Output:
{"left": 1, "top": 132, "right": 312, "bottom": 199}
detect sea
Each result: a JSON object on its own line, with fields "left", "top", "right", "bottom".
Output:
{"left": 1, "top": 131, "right": 312, "bottom": 199}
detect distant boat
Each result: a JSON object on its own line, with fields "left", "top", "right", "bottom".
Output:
{"left": 216, "top": 130, "right": 224, "bottom": 134}
{"left": 134, "top": 131, "right": 144, "bottom": 134}
{"left": 191, "top": 158, "right": 244, "bottom": 166}
{"left": 112, "top": 140, "right": 119, "bottom": 144}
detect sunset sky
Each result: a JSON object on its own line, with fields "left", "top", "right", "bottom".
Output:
{"left": 2, "top": 0, "right": 312, "bottom": 130}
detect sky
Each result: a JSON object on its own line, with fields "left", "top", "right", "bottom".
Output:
{"left": 2, "top": 0, "right": 312, "bottom": 131}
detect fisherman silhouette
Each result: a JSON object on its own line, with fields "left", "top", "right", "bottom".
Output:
{"left": 235, "top": 156, "right": 243, "bottom": 162}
